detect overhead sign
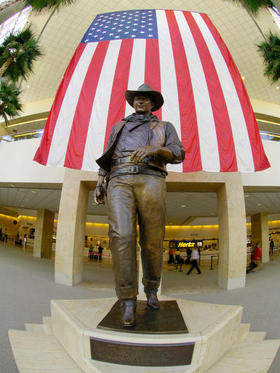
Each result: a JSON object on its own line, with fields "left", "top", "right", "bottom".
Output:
{"left": 178, "top": 242, "right": 196, "bottom": 248}
{"left": 169, "top": 240, "right": 203, "bottom": 249}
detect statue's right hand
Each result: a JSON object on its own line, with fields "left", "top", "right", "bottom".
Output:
{"left": 93, "top": 186, "right": 105, "bottom": 205}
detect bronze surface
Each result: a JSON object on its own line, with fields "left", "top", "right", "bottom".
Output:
{"left": 97, "top": 300, "right": 188, "bottom": 334}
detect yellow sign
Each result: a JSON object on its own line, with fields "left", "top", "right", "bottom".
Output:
{"left": 178, "top": 242, "right": 195, "bottom": 248}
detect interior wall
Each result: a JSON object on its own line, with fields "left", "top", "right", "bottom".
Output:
{"left": 0, "top": 214, "right": 18, "bottom": 236}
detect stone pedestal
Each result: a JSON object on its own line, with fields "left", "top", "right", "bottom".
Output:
{"left": 50, "top": 296, "right": 243, "bottom": 372}
{"left": 8, "top": 296, "right": 280, "bottom": 373}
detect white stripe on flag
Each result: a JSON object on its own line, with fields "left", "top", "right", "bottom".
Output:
{"left": 82, "top": 40, "right": 122, "bottom": 171}
{"left": 175, "top": 10, "right": 220, "bottom": 172}
{"left": 47, "top": 43, "right": 97, "bottom": 167}
{"left": 125, "top": 39, "right": 146, "bottom": 117}
{"left": 193, "top": 13, "right": 255, "bottom": 172}
{"left": 156, "top": 9, "right": 182, "bottom": 173}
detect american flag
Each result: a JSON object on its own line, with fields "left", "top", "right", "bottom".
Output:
{"left": 34, "top": 9, "right": 270, "bottom": 173}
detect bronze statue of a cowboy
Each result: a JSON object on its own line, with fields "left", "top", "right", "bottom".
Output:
{"left": 93, "top": 83, "right": 185, "bottom": 327}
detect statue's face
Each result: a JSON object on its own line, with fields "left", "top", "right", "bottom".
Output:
{"left": 133, "top": 95, "right": 154, "bottom": 114}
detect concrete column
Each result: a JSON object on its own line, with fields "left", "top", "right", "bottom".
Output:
{"left": 55, "top": 169, "right": 89, "bottom": 286}
{"left": 33, "top": 209, "right": 54, "bottom": 259}
{"left": 251, "top": 213, "right": 269, "bottom": 263}
{"left": 217, "top": 175, "right": 247, "bottom": 290}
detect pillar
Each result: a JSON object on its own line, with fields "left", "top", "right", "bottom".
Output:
{"left": 33, "top": 209, "right": 54, "bottom": 258}
{"left": 54, "top": 169, "right": 89, "bottom": 286}
{"left": 217, "top": 175, "right": 247, "bottom": 290}
{"left": 251, "top": 213, "right": 269, "bottom": 263}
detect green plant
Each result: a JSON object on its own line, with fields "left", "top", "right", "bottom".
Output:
{"left": 226, "top": 0, "right": 280, "bottom": 82}
{"left": 24, "top": 0, "right": 77, "bottom": 41}
{"left": 229, "top": 0, "right": 274, "bottom": 14}
{"left": 0, "top": 81, "right": 22, "bottom": 125}
{"left": 0, "top": 26, "right": 42, "bottom": 81}
{"left": 24, "top": 0, "right": 75, "bottom": 12}
{"left": 258, "top": 32, "right": 280, "bottom": 81}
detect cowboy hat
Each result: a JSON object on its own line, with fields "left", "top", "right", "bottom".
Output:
{"left": 125, "top": 83, "right": 164, "bottom": 112}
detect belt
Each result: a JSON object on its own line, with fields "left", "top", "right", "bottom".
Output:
{"left": 109, "top": 164, "right": 167, "bottom": 180}
{"left": 111, "top": 156, "right": 134, "bottom": 166}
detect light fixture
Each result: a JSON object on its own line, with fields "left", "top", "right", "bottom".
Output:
{"left": 181, "top": 204, "right": 187, "bottom": 207}
{"left": 257, "top": 203, "right": 262, "bottom": 206}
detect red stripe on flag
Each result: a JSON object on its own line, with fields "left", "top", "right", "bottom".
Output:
{"left": 103, "top": 39, "right": 134, "bottom": 149}
{"left": 201, "top": 14, "right": 270, "bottom": 172}
{"left": 165, "top": 10, "right": 202, "bottom": 172}
{"left": 64, "top": 42, "right": 109, "bottom": 169}
{"left": 145, "top": 38, "right": 162, "bottom": 120}
{"left": 33, "top": 44, "right": 86, "bottom": 165}
{"left": 184, "top": 12, "right": 238, "bottom": 172}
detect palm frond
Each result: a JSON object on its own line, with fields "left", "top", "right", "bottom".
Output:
{"left": 0, "top": 81, "right": 22, "bottom": 125}
{"left": 24, "top": 0, "right": 76, "bottom": 12}
{"left": 0, "top": 26, "right": 42, "bottom": 82}
{"left": 258, "top": 32, "right": 280, "bottom": 82}
{"left": 226, "top": 0, "right": 274, "bottom": 14}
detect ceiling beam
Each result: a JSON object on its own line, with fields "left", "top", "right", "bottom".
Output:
{"left": 182, "top": 216, "right": 195, "bottom": 225}
{"left": 0, "top": 206, "right": 18, "bottom": 217}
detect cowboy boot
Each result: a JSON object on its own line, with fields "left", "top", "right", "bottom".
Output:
{"left": 120, "top": 299, "right": 137, "bottom": 327}
{"left": 145, "top": 289, "right": 160, "bottom": 310}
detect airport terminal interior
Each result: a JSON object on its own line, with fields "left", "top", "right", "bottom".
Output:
{"left": 1, "top": 0, "right": 280, "bottom": 372}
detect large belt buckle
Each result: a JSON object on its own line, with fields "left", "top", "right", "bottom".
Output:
{"left": 128, "top": 165, "right": 139, "bottom": 174}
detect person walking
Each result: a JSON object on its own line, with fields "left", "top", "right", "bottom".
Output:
{"left": 88, "top": 244, "right": 94, "bottom": 261}
{"left": 23, "top": 234, "right": 27, "bottom": 254}
{"left": 97, "top": 241, "right": 104, "bottom": 261}
{"left": 168, "top": 248, "right": 175, "bottom": 264}
{"left": 186, "top": 246, "right": 201, "bottom": 275}
{"left": 270, "top": 238, "right": 274, "bottom": 257}
{"left": 186, "top": 247, "right": 192, "bottom": 264}
{"left": 175, "top": 249, "right": 184, "bottom": 272}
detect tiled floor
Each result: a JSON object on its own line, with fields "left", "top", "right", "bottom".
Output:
{"left": 1, "top": 242, "right": 280, "bottom": 372}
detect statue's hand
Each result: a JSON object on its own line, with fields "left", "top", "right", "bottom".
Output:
{"left": 93, "top": 185, "right": 106, "bottom": 205}
{"left": 130, "top": 146, "right": 158, "bottom": 164}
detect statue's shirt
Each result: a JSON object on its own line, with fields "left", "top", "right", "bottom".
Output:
{"left": 96, "top": 113, "right": 185, "bottom": 175}
{"left": 112, "top": 114, "right": 153, "bottom": 159}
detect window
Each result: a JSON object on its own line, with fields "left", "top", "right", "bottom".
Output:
{"left": 269, "top": 6, "right": 280, "bottom": 29}
{"left": 0, "top": 6, "right": 31, "bottom": 45}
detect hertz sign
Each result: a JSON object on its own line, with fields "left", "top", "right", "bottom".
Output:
{"left": 178, "top": 242, "right": 196, "bottom": 248}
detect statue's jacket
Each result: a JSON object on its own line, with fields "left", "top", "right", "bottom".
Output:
{"left": 96, "top": 117, "right": 185, "bottom": 177}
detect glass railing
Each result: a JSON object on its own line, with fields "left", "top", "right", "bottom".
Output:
{"left": 0, "top": 129, "right": 43, "bottom": 143}
{"left": 260, "top": 130, "right": 280, "bottom": 142}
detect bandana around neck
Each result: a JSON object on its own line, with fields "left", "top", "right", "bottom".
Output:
{"left": 123, "top": 113, "right": 159, "bottom": 124}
